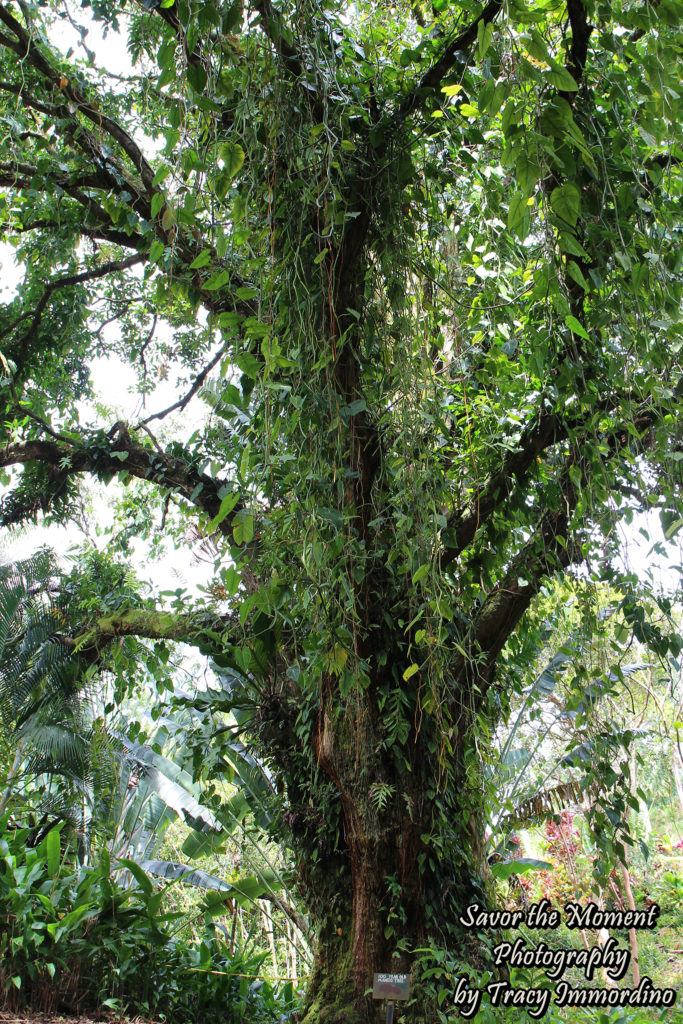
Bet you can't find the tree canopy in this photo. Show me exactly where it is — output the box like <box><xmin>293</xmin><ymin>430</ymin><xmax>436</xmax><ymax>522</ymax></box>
<box><xmin>0</xmin><ymin>0</ymin><xmax>682</xmax><ymax>1018</ymax></box>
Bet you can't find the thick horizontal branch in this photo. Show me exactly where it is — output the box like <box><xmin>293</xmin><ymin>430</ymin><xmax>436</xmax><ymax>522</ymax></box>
<box><xmin>67</xmin><ymin>607</ymin><xmax>238</xmax><ymax>657</ymax></box>
<box><xmin>8</xmin><ymin>218</ymin><xmax>141</xmax><ymax>250</ymax></box>
<box><xmin>0</xmin><ymin>427</ymin><xmax>243</xmax><ymax>535</ymax></box>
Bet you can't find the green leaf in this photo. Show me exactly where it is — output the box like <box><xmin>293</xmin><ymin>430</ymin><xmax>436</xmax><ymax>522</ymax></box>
<box><xmin>116</xmin><ymin>857</ymin><xmax>154</xmax><ymax>894</ymax></box>
<box><xmin>546</xmin><ymin>64</ymin><xmax>579</xmax><ymax>91</ymax></box>
<box><xmin>207</xmin><ymin>490</ymin><xmax>239</xmax><ymax>533</ymax></box>
<box><xmin>565</xmin><ymin>314</ymin><xmax>589</xmax><ymax>341</ymax></box>
<box><xmin>161</xmin><ymin>206</ymin><xmax>176</xmax><ymax>231</ymax></box>
<box><xmin>149</xmin><ymin>239</ymin><xmax>165</xmax><ymax>263</ymax></box>
<box><xmin>151</xmin><ymin>193</ymin><xmax>165</xmax><ymax>219</ymax></box>
<box><xmin>412</xmin><ymin>564</ymin><xmax>430</xmax><ymax>585</ymax></box>
<box><xmin>558</xmin><ymin>232</ymin><xmax>589</xmax><ymax>258</ymax></box>
<box><xmin>204</xmin><ymin>269</ymin><xmax>231</xmax><ymax>291</ymax></box>
<box><xmin>399</xmin><ymin>48</ymin><xmax>420</xmax><ymax>67</ymax></box>
<box><xmin>220</xmin><ymin>142</ymin><xmax>245</xmax><ymax>181</ymax></box>
<box><xmin>566</xmin><ymin>260</ymin><xmax>590</xmax><ymax>291</ymax></box>
<box><xmin>189</xmin><ymin>249</ymin><xmax>212</xmax><ymax>269</ymax></box>
<box><xmin>187</xmin><ymin>63</ymin><xmax>207</xmax><ymax>94</ymax></box>
<box><xmin>490</xmin><ymin>858</ymin><xmax>552</xmax><ymax>880</ymax></box>
<box><xmin>508</xmin><ymin>192</ymin><xmax>528</xmax><ymax>233</ymax></box>
<box><xmin>403</xmin><ymin>663</ymin><xmax>419</xmax><ymax>681</ymax></box>
<box><xmin>236</xmin><ymin>286</ymin><xmax>259</xmax><ymax>300</ymax></box>
<box><xmin>550</xmin><ymin>183</ymin><xmax>580</xmax><ymax>226</ymax></box>
<box><xmin>45</xmin><ymin>827</ymin><xmax>60</xmax><ymax>877</ymax></box>
<box><xmin>233</xmin><ymin>513</ymin><xmax>254</xmax><ymax>545</ymax></box>
<box><xmin>516</xmin><ymin>152</ymin><xmax>541</xmax><ymax>195</ymax></box>
<box><xmin>522</xmin><ymin>29</ymin><xmax>551</xmax><ymax>64</ymax></box>
<box><xmin>341</xmin><ymin>398</ymin><xmax>367</xmax><ymax>416</ymax></box>
<box><xmin>477</xmin><ymin>20</ymin><xmax>493</xmax><ymax>61</ymax></box>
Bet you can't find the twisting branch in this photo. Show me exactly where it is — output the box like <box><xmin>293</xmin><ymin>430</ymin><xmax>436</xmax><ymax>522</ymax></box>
<box><xmin>451</xmin><ymin>461</ymin><xmax>582</xmax><ymax>707</ymax></box>
<box><xmin>0</xmin><ymin>4</ymin><xmax>157</xmax><ymax>194</ymax></box>
<box><xmin>441</xmin><ymin>409</ymin><xmax>569</xmax><ymax>568</ymax></box>
<box><xmin>395</xmin><ymin>0</ymin><xmax>504</xmax><ymax>124</ymax></box>
<box><xmin>441</xmin><ymin>393</ymin><xmax>664</xmax><ymax>569</ymax></box>
<box><xmin>0</xmin><ymin>254</ymin><xmax>145</xmax><ymax>369</ymax></box>
<box><xmin>140</xmin><ymin>346</ymin><xmax>225</xmax><ymax>425</ymax></box>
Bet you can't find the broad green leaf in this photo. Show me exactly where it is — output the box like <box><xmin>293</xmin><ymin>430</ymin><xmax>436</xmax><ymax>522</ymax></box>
<box><xmin>490</xmin><ymin>858</ymin><xmax>552</xmax><ymax>880</ymax></box>
<box><xmin>207</xmin><ymin>490</ymin><xmax>239</xmax><ymax>533</ymax></box>
<box><xmin>412</xmin><ymin>564</ymin><xmax>430</xmax><ymax>585</ymax></box>
<box><xmin>189</xmin><ymin>249</ymin><xmax>212</xmax><ymax>269</ymax></box>
<box><xmin>565</xmin><ymin>315</ymin><xmax>589</xmax><ymax>341</ymax></box>
<box><xmin>204</xmin><ymin>269</ymin><xmax>231</xmax><ymax>290</ymax></box>
<box><xmin>558</xmin><ymin>232</ymin><xmax>589</xmax><ymax>258</ymax></box>
<box><xmin>149</xmin><ymin>239</ymin><xmax>165</xmax><ymax>262</ymax></box>
<box><xmin>546</xmin><ymin>64</ymin><xmax>579</xmax><ymax>91</ymax></box>
<box><xmin>550</xmin><ymin>183</ymin><xmax>580</xmax><ymax>226</ymax></box>
<box><xmin>403</xmin><ymin>664</ymin><xmax>419</xmax><ymax>681</ymax></box>
<box><xmin>161</xmin><ymin>206</ymin><xmax>176</xmax><ymax>231</ymax></box>
<box><xmin>220</xmin><ymin>142</ymin><xmax>245</xmax><ymax>180</ymax></box>
<box><xmin>477</xmin><ymin>20</ymin><xmax>493</xmax><ymax>61</ymax></box>
<box><xmin>566</xmin><ymin>260</ymin><xmax>590</xmax><ymax>291</ymax></box>
<box><xmin>233</xmin><ymin>512</ymin><xmax>254</xmax><ymax>545</ymax></box>
<box><xmin>45</xmin><ymin>827</ymin><xmax>60</xmax><ymax>878</ymax></box>
<box><xmin>522</xmin><ymin>29</ymin><xmax>551</xmax><ymax>64</ymax></box>
<box><xmin>516</xmin><ymin>152</ymin><xmax>541</xmax><ymax>195</ymax></box>
<box><xmin>508</xmin><ymin>192</ymin><xmax>528</xmax><ymax>232</ymax></box>
<box><xmin>151</xmin><ymin>193</ymin><xmax>165</xmax><ymax>219</ymax></box>
<box><xmin>116</xmin><ymin>857</ymin><xmax>154</xmax><ymax>894</ymax></box>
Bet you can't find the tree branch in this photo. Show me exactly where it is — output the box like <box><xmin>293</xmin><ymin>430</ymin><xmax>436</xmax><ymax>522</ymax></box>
<box><xmin>0</xmin><ymin>4</ymin><xmax>157</xmax><ymax>195</ymax></box>
<box><xmin>441</xmin><ymin>409</ymin><xmax>569</xmax><ymax>568</ymax></box>
<box><xmin>395</xmin><ymin>0</ymin><xmax>504</xmax><ymax>124</ymax></box>
<box><xmin>140</xmin><ymin>346</ymin><xmax>224</xmax><ymax>425</ymax></box>
<box><xmin>565</xmin><ymin>0</ymin><xmax>592</xmax><ymax>86</ymax></box>
<box><xmin>0</xmin><ymin>429</ymin><xmax>243</xmax><ymax>535</ymax></box>
<box><xmin>452</xmin><ymin>461</ymin><xmax>582</xmax><ymax>706</ymax></box>
<box><xmin>5</xmin><ymin>218</ymin><xmax>142</xmax><ymax>250</ymax></box>
<box><xmin>0</xmin><ymin>254</ymin><xmax>145</xmax><ymax>371</ymax></box>
<box><xmin>66</xmin><ymin>606</ymin><xmax>239</xmax><ymax>657</ymax></box>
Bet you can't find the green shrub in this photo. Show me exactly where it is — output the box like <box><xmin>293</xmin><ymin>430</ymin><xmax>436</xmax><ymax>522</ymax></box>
<box><xmin>0</xmin><ymin>814</ymin><xmax>298</xmax><ymax>1021</ymax></box>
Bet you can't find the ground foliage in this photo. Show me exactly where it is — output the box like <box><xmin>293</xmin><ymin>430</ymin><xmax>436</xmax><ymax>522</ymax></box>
<box><xmin>0</xmin><ymin>0</ymin><xmax>682</xmax><ymax>1018</ymax></box>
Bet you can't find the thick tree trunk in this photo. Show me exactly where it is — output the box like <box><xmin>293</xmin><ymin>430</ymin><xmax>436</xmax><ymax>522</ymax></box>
<box><xmin>287</xmin><ymin>688</ymin><xmax>493</xmax><ymax>1024</ymax></box>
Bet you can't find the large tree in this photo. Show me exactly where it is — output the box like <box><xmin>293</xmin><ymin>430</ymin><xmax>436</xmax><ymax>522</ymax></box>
<box><xmin>0</xmin><ymin>0</ymin><xmax>681</xmax><ymax>1018</ymax></box>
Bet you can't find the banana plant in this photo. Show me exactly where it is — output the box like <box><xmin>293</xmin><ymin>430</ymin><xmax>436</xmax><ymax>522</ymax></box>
<box><xmin>488</xmin><ymin>609</ymin><xmax>651</xmax><ymax>878</ymax></box>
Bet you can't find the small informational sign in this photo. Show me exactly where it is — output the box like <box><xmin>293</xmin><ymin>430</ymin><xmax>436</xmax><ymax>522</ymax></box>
<box><xmin>372</xmin><ymin>973</ymin><xmax>411</xmax><ymax>1001</ymax></box>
